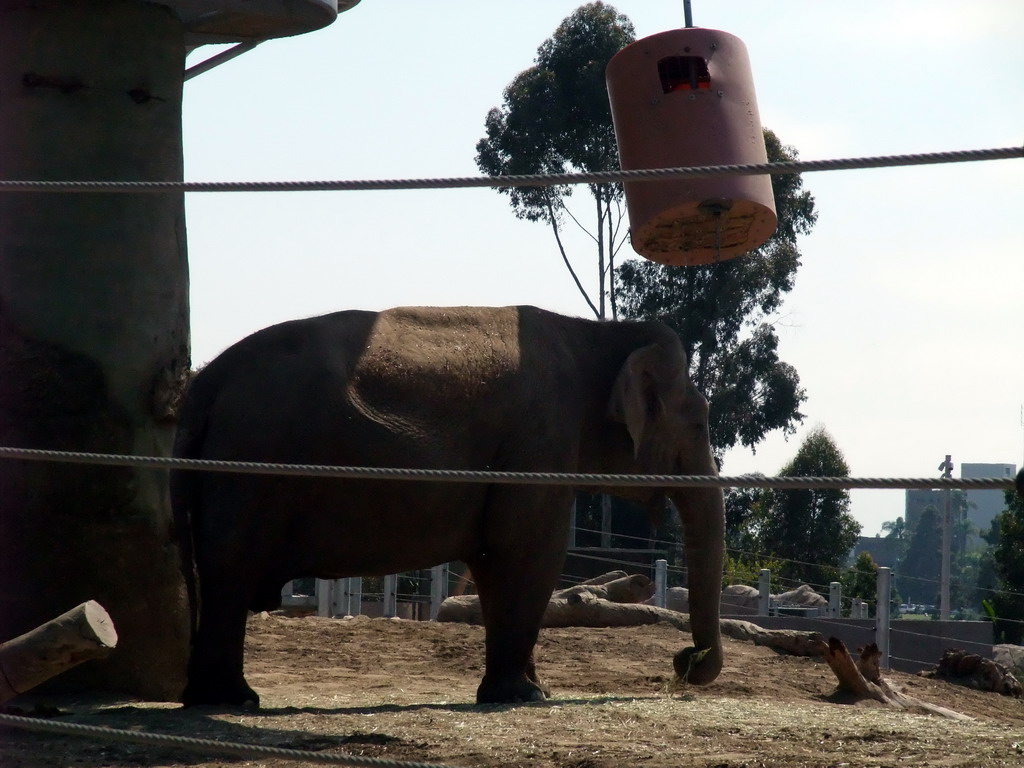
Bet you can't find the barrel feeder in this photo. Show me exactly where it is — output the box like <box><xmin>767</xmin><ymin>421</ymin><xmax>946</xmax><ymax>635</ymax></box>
<box><xmin>606</xmin><ymin>28</ymin><xmax>777</xmax><ymax>265</ymax></box>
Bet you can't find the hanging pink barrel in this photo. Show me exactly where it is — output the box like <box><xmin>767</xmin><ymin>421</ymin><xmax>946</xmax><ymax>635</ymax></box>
<box><xmin>606</xmin><ymin>28</ymin><xmax>777</xmax><ymax>265</ymax></box>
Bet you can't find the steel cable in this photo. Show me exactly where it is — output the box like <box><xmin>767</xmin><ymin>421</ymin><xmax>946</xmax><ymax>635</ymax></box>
<box><xmin>0</xmin><ymin>146</ymin><xmax>1018</xmax><ymax>194</ymax></box>
<box><xmin>0</xmin><ymin>446</ymin><xmax>1014</xmax><ymax>491</ymax></box>
<box><xmin>0</xmin><ymin>712</ymin><xmax>454</xmax><ymax>768</ymax></box>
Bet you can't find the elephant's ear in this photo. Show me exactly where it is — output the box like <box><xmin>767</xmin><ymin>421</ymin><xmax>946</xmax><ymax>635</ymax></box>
<box><xmin>608</xmin><ymin>344</ymin><xmax>667</xmax><ymax>457</ymax></box>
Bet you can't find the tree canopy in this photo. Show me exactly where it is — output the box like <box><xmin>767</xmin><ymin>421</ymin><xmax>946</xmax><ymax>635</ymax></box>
<box><xmin>615</xmin><ymin>130</ymin><xmax>816</xmax><ymax>456</ymax></box>
<box><xmin>475</xmin><ymin>2</ymin><xmax>635</xmax><ymax>319</ymax></box>
<box><xmin>842</xmin><ymin>551</ymin><xmax>879</xmax><ymax>615</ymax></box>
<box><xmin>896</xmin><ymin>504</ymin><xmax>942</xmax><ymax>606</ymax></box>
<box><xmin>990</xmin><ymin>489</ymin><xmax>1024</xmax><ymax>643</ymax></box>
<box><xmin>758</xmin><ymin>427</ymin><xmax>860</xmax><ymax>585</ymax></box>
<box><xmin>726</xmin><ymin>427</ymin><xmax>860</xmax><ymax>586</ymax></box>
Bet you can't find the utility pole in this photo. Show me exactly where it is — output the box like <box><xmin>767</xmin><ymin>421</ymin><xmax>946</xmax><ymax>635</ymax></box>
<box><xmin>938</xmin><ymin>454</ymin><xmax>953</xmax><ymax>621</ymax></box>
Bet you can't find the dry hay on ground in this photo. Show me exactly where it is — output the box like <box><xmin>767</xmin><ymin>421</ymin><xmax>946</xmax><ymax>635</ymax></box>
<box><xmin>2</xmin><ymin>614</ymin><xmax>1022</xmax><ymax>768</ymax></box>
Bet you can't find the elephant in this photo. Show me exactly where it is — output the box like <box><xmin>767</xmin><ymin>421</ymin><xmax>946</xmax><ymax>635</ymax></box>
<box><xmin>171</xmin><ymin>305</ymin><xmax>725</xmax><ymax>707</ymax></box>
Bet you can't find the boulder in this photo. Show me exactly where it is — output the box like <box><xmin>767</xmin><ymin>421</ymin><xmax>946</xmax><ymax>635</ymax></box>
<box><xmin>993</xmin><ymin>644</ymin><xmax>1024</xmax><ymax>681</ymax></box>
<box><xmin>721</xmin><ymin>584</ymin><xmax>760</xmax><ymax>614</ymax></box>
<box><xmin>776</xmin><ymin>584</ymin><xmax>828</xmax><ymax>608</ymax></box>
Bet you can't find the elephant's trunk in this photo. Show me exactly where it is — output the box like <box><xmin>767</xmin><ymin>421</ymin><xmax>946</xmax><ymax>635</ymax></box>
<box><xmin>669</xmin><ymin>484</ymin><xmax>725</xmax><ymax>685</ymax></box>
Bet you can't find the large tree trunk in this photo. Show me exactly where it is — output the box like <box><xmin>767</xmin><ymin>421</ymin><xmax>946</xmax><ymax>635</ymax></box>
<box><xmin>0</xmin><ymin>0</ymin><xmax>191</xmax><ymax>700</ymax></box>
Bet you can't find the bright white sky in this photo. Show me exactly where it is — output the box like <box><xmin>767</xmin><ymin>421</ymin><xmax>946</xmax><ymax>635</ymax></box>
<box><xmin>181</xmin><ymin>0</ymin><xmax>1023</xmax><ymax>538</ymax></box>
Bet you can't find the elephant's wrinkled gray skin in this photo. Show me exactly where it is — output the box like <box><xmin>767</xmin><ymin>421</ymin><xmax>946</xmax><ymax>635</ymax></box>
<box><xmin>172</xmin><ymin>305</ymin><xmax>725</xmax><ymax>707</ymax></box>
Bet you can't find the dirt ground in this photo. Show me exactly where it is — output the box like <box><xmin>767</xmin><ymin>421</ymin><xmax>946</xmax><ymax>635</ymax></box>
<box><xmin>2</xmin><ymin>613</ymin><xmax>1023</xmax><ymax>768</ymax></box>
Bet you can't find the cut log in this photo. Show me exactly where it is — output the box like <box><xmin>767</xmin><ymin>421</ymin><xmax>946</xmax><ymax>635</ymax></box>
<box><xmin>437</xmin><ymin>591</ymin><xmax>824</xmax><ymax>657</ymax></box>
<box><xmin>574</xmin><ymin>571</ymin><xmax>630</xmax><ymax>587</ymax></box>
<box><xmin>817</xmin><ymin>637</ymin><xmax>970</xmax><ymax>720</ymax></box>
<box><xmin>0</xmin><ymin>600</ymin><xmax>118</xmax><ymax>703</ymax></box>
<box><xmin>924</xmin><ymin>648</ymin><xmax>1022</xmax><ymax>698</ymax></box>
<box><xmin>719</xmin><ymin>619</ymin><xmax>825</xmax><ymax>657</ymax></box>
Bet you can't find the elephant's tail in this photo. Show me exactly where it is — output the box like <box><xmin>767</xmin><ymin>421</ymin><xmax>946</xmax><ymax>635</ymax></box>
<box><xmin>170</xmin><ymin>376</ymin><xmax>212</xmax><ymax>647</ymax></box>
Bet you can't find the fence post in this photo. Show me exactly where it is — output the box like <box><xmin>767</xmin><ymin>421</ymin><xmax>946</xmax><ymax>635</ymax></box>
<box><xmin>654</xmin><ymin>559</ymin><xmax>668</xmax><ymax>609</ymax></box>
<box><xmin>383</xmin><ymin>573</ymin><xmax>398</xmax><ymax>618</ymax></box>
<box><xmin>316</xmin><ymin>579</ymin><xmax>332</xmax><ymax>618</ymax></box>
<box><xmin>343</xmin><ymin>577</ymin><xmax>362</xmax><ymax>617</ymax></box>
<box><xmin>876</xmin><ymin>566</ymin><xmax>891</xmax><ymax>670</ymax></box>
<box><xmin>330</xmin><ymin>579</ymin><xmax>346</xmax><ymax>617</ymax></box>
<box><xmin>758</xmin><ymin>569</ymin><xmax>771</xmax><ymax>616</ymax></box>
<box><xmin>829</xmin><ymin>581</ymin><xmax>841</xmax><ymax>618</ymax></box>
<box><xmin>429</xmin><ymin>564</ymin><xmax>448</xmax><ymax>620</ymax></box>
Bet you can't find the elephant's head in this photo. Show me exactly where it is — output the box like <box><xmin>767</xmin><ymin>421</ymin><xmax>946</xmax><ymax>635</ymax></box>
<box><xmin>608</xmin><ymin>333</ymin><xmax>725</xmax><ymax>686</ymax></box>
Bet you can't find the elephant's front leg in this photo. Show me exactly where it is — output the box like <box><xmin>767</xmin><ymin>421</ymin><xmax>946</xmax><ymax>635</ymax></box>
<box><xmin>470</xmin><ymin>486</ymin><xmax>571</xmax><ymax>704</ymax></box>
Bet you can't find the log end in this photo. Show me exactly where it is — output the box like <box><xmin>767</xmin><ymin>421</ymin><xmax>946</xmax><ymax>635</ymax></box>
<box><xmin>82</xmin><ymin>600</ymin><xmax>118</xmax><ymax>649</ymax></box>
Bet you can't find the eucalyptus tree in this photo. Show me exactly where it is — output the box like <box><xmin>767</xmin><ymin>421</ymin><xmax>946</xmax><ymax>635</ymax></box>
<box><xmin>615</xmin><ymin>130</ymin><xmax>816</xmax><ymax>457</ymax></box>
<box><xmin>476</xmin><ymin>2</ymin><xmax>635</xmax><ymax>319</ymax></box>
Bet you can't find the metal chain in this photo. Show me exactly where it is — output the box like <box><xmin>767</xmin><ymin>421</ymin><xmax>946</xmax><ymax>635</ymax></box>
<box><xmin>0</xmin><ymin>146</ymin><xmax>1019</xmax><ymax>194</ymax></box>
<box><xmin>0</xmin><ymin>712</ymin><xmax>452</xmax><ymax>768</ymax></box>
<box><xmin>0</xmin><ymin>446</ymin><xmax>1013</xmax><ymax>491</ymax></box>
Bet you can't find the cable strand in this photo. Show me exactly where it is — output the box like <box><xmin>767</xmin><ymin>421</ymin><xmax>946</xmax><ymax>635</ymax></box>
<box><xmin>0</xmin><ymin>146</ymin><xmax>1018</xmax><ymax>194</ymax></box>
<box><xmin>0</xmin><ymin>446</ymin><xmax>1013</xmax><ymax>490</ymax></box>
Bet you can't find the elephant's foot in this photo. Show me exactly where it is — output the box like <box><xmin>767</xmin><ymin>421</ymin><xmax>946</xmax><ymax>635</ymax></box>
<box><xmin>672</xmin><ymin>645</ymin><xmax>723</xmax><ymax>686</ymax></box>
<box><xmin>181</xmin><ymin>675</ymin><xmax>260</xmax><ymax>709</ymax></box>
<box><xmin>476</xmin><ymin>673</ymin><xmax>549</xmax><ymax>704</ymax></box>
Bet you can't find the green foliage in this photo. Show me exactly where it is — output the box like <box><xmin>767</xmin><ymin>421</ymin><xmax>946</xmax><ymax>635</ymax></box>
<box><xmin>724</xmin><ymin>483</ymin><xmax>767</xmax><ymax>556</ymax></box>
<box><xmin>892</xmin><ymin>491</ymin><xmax>979</xmax><ymax>615</ymax></box>
<box><xmin>615</xmin><ymin>131</ymin><xmax>815</xmax><ymax>455</ymax></box>
<box><xmin>896</xmin><ymin>504</ymin><xmax>942</xmax><ymax>605</ymax></box>
<box><xmin>881</xmin><ymin>516</ymin><xmax>907</xmax><ymax>539</ymax></box>
<box><xmin>843</xmin><ymin>551</ymin><xmax>878</xmax><ymax>602</ymax></box>
<box><xmin>722</xmin><ymin>554</ymin><xmax>784</xmax><ymax>592</ymax></box>
<box><xmin>754</xmin><ymin>427</ymin><xmax>860</xmax><ymax>586</ymax></box>
<box><xmin>476</xmin><ymin>2</ymin><xmax>636</xmax><ymax>318</ymax></box>
<box><xmin>723</xmin><ymin>428</ymin><xmax>859</xmax><ymax>587</ymax></box>
<box><xmin>990</xmin><ymin>488</ymin><xmax>1024</xmax><ymax>643</ymax></box>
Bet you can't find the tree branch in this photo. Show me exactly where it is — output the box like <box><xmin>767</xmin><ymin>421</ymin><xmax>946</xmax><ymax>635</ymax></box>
<box><xmin>560</xmin><ymin>200</ymin><xmax>600</xmax><ymax>246</ymax></box>
<box><xmin>606</xmin><ymin>190</ymin><xmax>617</xmax><ymax>320</ymax></box>
<box><xmin>547</xmin><ymin>196</ymin><xmax>600</xmax><ymax>319</ymax></box>
<box><xmin>595</xmin><ymin>189</ymin><xmax>606</xmax><ymax>319</ymax></box>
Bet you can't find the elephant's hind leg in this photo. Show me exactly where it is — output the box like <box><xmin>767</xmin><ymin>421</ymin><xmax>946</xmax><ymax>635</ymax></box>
<box><xmin>182</xmin><ymin>565</ymin><xmax>260</xmax><ymax>707</ymax></box>
<box><xmin>183</xmin><ymin>591</ymin><xmax>258</xmax><ymax>707</ymax></box>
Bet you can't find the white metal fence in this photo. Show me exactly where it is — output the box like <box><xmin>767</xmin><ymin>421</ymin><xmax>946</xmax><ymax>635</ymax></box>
<box><xmin>282</xmin><ymin>561</ymin><xmax>898</xmax><ymax>665</ymax></box>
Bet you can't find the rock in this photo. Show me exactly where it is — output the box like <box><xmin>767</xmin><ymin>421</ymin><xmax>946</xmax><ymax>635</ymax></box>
<box><xmin>776</xmin><ymin>585</ymin><xmax>827</xmax><ymax>608</ymax></box>
<box><xmin>993</xmin><ymin>644</ymin><xmax>1024</xmax><ymax>681</ymax></box>
<box><xmin>721</xmin><ymin>584</ymin><xmax>760</xmax><ymax>614</ymax></box>
<box><xmin>664</xmin><ymin>586</ymin><xmax>689</xmax><ymax>613</ymax></box>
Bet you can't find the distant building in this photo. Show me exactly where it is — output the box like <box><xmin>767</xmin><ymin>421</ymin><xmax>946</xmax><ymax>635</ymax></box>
<box><xmin>903</xmin><ymin>462</ymin><xmax>1017</xmax><ymax>554</ymax></box>
<box><xmin>961</xmin><ymin>462</ymin><xmax>1017</xmax><ymax>550</ymax></box>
